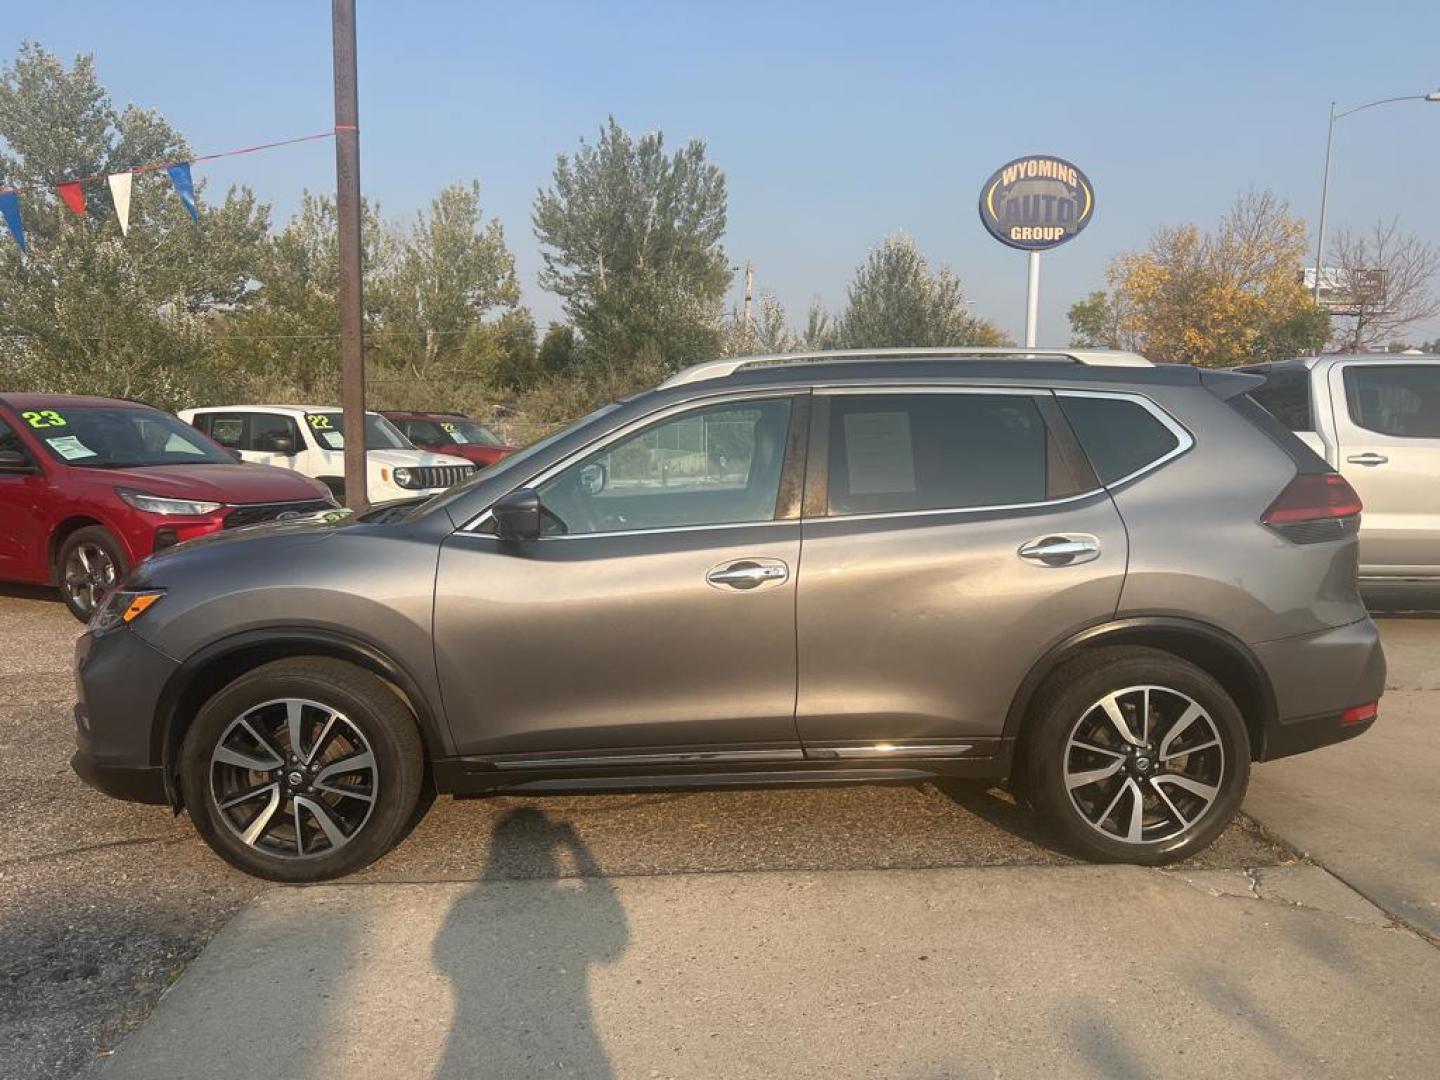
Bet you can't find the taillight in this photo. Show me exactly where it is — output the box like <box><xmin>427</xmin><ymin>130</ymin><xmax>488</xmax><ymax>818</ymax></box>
<box><xmin>1262</xmin><ymin>473</ymin><xmax>1362</xmax><ymax>527</ymax></box>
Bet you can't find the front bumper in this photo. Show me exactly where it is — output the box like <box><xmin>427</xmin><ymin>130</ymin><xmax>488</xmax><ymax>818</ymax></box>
<box><xmin>72</xmin><ymin>625</ymin><xmax>179</xmax><ymax>804</ymax></box>
<box><xmin>1253</xmin><ymin>617</ymin><xmax>1386</xmax><ymax>761</ymax></box>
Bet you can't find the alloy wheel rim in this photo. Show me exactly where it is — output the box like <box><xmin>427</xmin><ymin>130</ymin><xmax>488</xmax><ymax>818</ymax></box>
<box><xmin>63</xmin><ymin>542</ymin><xmax>115</xmax><ymax>615</ymax></box>
<box><xmin>1063</xmin><ymin>685</ymin><xmax>1225</xmax><ymax>845</ymax></box>
<box><xmin>209</xmin><ymin>698</ymin><xmax>378</xmax><ymax>860</ymax></box>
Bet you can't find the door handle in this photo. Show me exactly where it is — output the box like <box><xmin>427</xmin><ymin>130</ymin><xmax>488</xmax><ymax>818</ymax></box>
<box><xmin>706</xmin><ymin>559</ymin><xmax>789</xmax><ymax>590</ymax></box>
<box><xmin>1346</xmin><ymin>453</ymin><xmax>1388</xmax><ymax>467</ymax></box>
<box><xmin>1018</xmin><ymin>534</ymin><xmax>1101</xmax><ymax>567</ymax></box>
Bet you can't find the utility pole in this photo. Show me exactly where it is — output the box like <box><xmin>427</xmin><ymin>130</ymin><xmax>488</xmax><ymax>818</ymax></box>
<box><xmin>743</xmin><ymin>260</ymin><xmax>754</xmax><ymax>332</ymax></box>
<box><xmin>332</xmin><ymin>0</ymin><xmax>367</xmax><ymax>510</ymax></box>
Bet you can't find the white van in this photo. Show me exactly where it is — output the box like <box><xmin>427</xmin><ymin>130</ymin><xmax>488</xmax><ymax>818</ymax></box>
<box><xmin>180</xmin><ymin>405</ymin><xmax>474</xmax><ymax>504</ymax></box>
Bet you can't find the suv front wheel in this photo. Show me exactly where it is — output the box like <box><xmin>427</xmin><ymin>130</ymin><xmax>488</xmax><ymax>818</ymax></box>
<box><xmin>1026</xmin><ymin>647</ymin><xmax>1251</xmax><ymax>865</ymax></box>
<box><xmin>180</xmin><ymin>658</ymin><xmax>425</xmax><ymax>882</ymax></box>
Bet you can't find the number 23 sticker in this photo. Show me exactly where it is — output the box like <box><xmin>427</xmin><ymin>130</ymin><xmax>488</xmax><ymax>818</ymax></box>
<box><xmin>22</xmin><ymin>410</ymin><xmax>66</xmax><ymax>429</ymax></box>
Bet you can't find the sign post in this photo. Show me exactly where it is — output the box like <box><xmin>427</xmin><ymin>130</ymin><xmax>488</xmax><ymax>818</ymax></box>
<box><xmin>978</xmin><ymin>155</ymin><xmax>1094</xmax><ymax>347</ymax></box>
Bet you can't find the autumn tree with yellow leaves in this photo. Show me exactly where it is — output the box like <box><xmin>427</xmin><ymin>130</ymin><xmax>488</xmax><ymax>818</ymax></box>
<box><xmin>1070</xmin><ymin>190</ymin><xmax>1329</xmax><ymax>366</ymax></box>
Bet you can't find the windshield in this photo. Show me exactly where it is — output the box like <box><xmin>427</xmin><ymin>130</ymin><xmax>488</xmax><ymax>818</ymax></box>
<box><xmin>305</xmin><ymin>411</ymin><xmax>413</xmax><ymax>451</ymax></box>
<box><xmin>447</xmin><ymin>418</ymin><xmax>504</xmax><ymax>446</ymax></box>
<box><xmin>22</xmin><ymin>406</ymin><xmax>234</xmax><ymax>467</ymax></box>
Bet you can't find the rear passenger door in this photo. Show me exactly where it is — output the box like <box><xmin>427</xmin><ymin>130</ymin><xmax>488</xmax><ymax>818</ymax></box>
<box><xmin>1328</xmin><ymin>362</ymin><xmax>1440</xmax><ymax>576</ymax></box>
<box><xmin>794</xmin><ymin>387</ymin><xmax>1129</xmax><ymax>761</ymax></box>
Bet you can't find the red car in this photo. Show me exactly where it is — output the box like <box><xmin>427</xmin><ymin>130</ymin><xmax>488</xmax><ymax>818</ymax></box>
<box><xmin>0</xmin><ymin>394</ymin><xmax>335</xmax><ymax>621</ymax></box>
<box><xmin>381</xmin><ymin>411</ymin><xmax>517</xmax><ymax>467</ymax></box>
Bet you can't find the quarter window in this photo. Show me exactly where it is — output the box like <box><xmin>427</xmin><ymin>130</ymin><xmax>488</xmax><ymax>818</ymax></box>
<box><xmin>1249</xmin><ymin>370</ymin><xmax>1314</xmax><ymax>432</ymax></box>
<box><xmin>1058</xmin><ymin>395</ymin><xmax>1181</xmax><ymax>485</ymax></box>
<box><xmin>825</xmin><ymin>393</ymin><xmax>1075</xmax><ymax>516</ymax></box>
<box><xmin>1343</xmin><ymin>365</ymin><xmax>1440</xmax><ymax>438</ymax></box>
<box><xmin>204</xmin><ymin>413</ymin><xmax>248</xmax><ymax>449</ymax></box>
<box><xmin>536</xmin><ymin>398</ymin><xmax>793</xmax><ymax>535</ymax></box>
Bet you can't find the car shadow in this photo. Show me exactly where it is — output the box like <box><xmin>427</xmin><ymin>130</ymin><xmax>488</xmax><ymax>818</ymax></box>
<box><xmin>931</xmin><ymin>780</ymin><xmax>1074</xmax><ymax>858</ymax></box>
<box><xmin>0</xmin><ymin>581</ymin><xmax>61</xmax><ymax>605</ymax></box>
<box><xmin>431</xmin><ymin>805</ymin><xmax>628</xmax><ymax>1080</ymax></box>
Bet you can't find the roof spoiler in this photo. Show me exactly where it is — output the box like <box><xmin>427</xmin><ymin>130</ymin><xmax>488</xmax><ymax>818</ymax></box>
<box><xmin>1198</xmin><ymin>367</ymin><xmax>1264</xmax><ymax>400</ymax></box>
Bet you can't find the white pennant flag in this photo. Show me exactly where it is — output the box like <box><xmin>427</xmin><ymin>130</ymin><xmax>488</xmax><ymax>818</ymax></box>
<box><xmin>108</xmin><ymin>172</ymin><xmax>133</xmax><ymax>236</ymax></box>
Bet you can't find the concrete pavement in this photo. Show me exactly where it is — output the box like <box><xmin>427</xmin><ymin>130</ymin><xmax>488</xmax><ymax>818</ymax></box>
<box><xmin>1244</xmin><ymin>618</ymin><xmax>1440</xmax><ymax>939</ymax></box>
<box><xmin>87</xmin><ymin>863</ymin><xmax>1437</xmax><ymax>1080</ymax></box>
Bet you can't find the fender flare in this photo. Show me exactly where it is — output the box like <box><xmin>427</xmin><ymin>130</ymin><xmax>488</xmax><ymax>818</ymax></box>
<box><xmin>1003</xmin><ymin>615</ymin><xmax>1278</xmax><ymax>756</ymax></box>
<box><xmin>153</xmin><ymin>626</ymin><xmax>449</xmax><ymax>807</ymax></box>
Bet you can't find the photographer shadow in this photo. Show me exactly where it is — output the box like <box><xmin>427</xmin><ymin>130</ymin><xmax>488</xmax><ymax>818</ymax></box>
<box><xmin>432</xmin><ymin>806</ymin><xmax>628</xmax><ymax>1080</ymax></box>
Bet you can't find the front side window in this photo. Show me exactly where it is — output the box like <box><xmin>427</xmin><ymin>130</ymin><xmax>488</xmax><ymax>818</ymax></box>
<box><xmin>250</xmin><ymin>413</ymin><xmax>301</xmax><ymax>453</ymax></box>
<box><xmin>536</xmin><ymin>398</ymin><xmax>793</xmax><ymax>535</ymax></box>
<box><xmin>1343</xmin><ymin>365</ymin><xmax>1440</xmax><ymax>438</ymax></box>
<box><xmin>825</xmin><ymin>393</ymin><xmax>1072</xmax><ymax>516</ymax></box>
<box><xmin>400</xmin><ymin>419</ymin><xmax>448</xmax><ymax>446</ymax></box>
<box><xmin>1249</xmin><ymin>370</ymin><xmax>1313</xmax><ymax>432</ymax></box>
<box><xmin>14</xmin><ymin>407</ymin><xmax>232</xmax><ymax>467</ymax></box>
<box><xmin>1058</xmin><ymin>395</ymin><xmax>1182</xmax><ymax>485</ymax></box>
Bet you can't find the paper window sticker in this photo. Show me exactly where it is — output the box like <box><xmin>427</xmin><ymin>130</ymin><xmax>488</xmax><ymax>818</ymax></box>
<box><xmin>46</xmin><ymin>435</ymin><xmax>98</xmax><ymax>460</ymax></box>
<box><xmin>843</xmin><ymin>411</ymin><xmax>916</xmax><ymax>495</ymax></box>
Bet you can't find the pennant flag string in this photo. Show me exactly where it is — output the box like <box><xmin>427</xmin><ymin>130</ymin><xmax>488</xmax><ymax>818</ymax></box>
<box><xmin>0</xmin><ymin>127</ymin><xmax>335</xmax><ymax>250</ymax></box>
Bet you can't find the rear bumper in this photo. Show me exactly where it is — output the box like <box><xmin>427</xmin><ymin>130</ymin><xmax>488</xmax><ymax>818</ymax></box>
<box><xmin>1253</xmin><ymin>618</ymin><xmax>1386</xmax><ymax>761</ymax></box>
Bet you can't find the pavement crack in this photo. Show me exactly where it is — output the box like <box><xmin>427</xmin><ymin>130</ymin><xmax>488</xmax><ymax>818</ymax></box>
<box><xmin>0</xmin><ymin>835</ymin><xmax>186</xmax><ymax>869</ymax></box>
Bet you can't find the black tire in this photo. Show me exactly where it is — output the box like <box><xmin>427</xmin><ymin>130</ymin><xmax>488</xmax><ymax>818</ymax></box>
<box><xmin>180</xmin><ymin>657</ymin><xmax>425</xmax><ymax>883</ymax></box>
<box><xmin>1025</xmin><ymin>647</ymin><xmax>1251</xmax><ymax>866</ymax></box>
<box><xmin>56</xmin><ymin>525</ymin><xmax>128</xmax><ymax>622</ymax></box>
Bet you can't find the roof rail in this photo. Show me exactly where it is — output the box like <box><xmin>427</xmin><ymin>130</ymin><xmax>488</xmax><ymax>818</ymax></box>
<box><xmin>660</xmin><ymin>347</ymin><xmax>1153</xmax><ymax>387</ymax></box>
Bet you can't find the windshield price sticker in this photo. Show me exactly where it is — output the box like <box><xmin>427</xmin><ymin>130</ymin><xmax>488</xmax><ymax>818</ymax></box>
<box><xmin>22</xmin><ymin>409</ymin><xmax>67</xmax><ymax>430</ymax></box>
<box><xmin>306</xmin><ymin>414</ymin><xmax>334</xmax><ymax>430</ymax></box>
<box><xmin>46</xmin><ymin>434</ymin><xmax>97</xmax><ymax>460</ymax></box>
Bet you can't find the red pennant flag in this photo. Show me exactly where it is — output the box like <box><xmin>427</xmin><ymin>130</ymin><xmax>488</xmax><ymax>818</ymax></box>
<box><xmin>57</xmin><ymin>182</ymin><xmax>86</xmax><ymax>217</ymax></box>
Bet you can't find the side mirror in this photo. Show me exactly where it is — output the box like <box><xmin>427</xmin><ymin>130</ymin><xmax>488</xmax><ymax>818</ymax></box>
<box><xmin>578</xmin><ymin>461</ymin><xmax>607</xmax><ymax>495</ymax></box>
<box><xmin>0</xmin><ymin>449</ymin><xmax>35</xmax><ymax>472</ymax></box>
<box><xmin>226</xmin><ymin>448</ymin><xmax>244</xmax><ymax>461</ymax></box>
<box><xmin>491</xmin><ymin>488</ymin><xmax>542</xmax><ymax>542</ymax></box>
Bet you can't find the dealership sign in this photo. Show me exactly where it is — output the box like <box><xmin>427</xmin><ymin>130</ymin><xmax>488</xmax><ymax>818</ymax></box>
<box><xmin>978</xmin><ymin>155</ymin><xmax>1094</xmax><ymax>251</ymax></box>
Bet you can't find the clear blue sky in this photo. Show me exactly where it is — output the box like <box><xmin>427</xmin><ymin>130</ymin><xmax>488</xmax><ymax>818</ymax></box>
<box><xmin>10</xmin><ymin>0</ymin><xmax>1440</xmax><ymax>344</ymax></box>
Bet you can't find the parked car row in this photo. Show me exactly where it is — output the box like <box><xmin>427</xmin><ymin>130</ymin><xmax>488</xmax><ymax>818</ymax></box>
<box><xmin>0</xmin><ymin>396</ymin><xmax>514</xmax><ymax>619</ymax></box>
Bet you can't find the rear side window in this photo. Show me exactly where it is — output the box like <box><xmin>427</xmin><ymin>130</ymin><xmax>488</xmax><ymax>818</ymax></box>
<box><xmin>1343</xmin><ymin>365</ymin><xmax>1440</xmax><ymax>438</ymax></box>
<box><xmin>1249</xmin><ymin>370</ymin><xmax>1313</xmax><ymax>432</ymax></box>
<box><xmin>1058</xmin><ymin>395</ymin><xmax>1181</xmax><ymax>485</ymax></box>
<box><xmin>825</xmin><ymin>393</ymin><xmax>1079</xmax><ymax>516</ymax></box>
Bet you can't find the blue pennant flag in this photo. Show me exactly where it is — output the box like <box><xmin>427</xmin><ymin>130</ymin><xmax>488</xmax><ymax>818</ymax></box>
<box><xmin>166</xmin><ymin>162</ymin><xmax>199</xmax><ymax>222</ymax></box>
<box><xmin>0</xmin><ymin>190</ymin><xmax>26</xmax><ymax>252</ymax></box>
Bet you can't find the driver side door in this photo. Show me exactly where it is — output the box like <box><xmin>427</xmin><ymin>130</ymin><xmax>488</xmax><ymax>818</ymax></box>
<box><xmin>433</xmin><ymin>392</ymin><xmax>808</xmax><ymax>763</ymax></box>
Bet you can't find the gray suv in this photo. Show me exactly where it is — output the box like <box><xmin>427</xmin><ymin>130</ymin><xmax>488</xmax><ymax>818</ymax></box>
<box><xmin>72</xmin><ymin>349</ymin><xmax>1385</xmax><ymax>881</ymax></box>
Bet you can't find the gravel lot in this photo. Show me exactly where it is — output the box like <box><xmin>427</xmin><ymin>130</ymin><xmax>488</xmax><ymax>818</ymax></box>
<box><xmin>0</xmin><ymin>585</ymin><xmax>1306</xmax><ymax>1080</ymax></box>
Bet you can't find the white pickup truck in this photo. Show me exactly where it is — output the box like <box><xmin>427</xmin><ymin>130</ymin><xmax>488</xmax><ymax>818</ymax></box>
<box><xmin>1239</xmin><ymin>353</ymin><xmax>1440</xmax><ymax>581</ymax></box>
<box><xmin>180</xmin><ymin>405</ymin><xmax>475</xmax><ymax>504</ymax></box>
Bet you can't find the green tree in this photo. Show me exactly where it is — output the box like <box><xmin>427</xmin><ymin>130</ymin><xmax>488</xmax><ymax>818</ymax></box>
<box><xmin>721</xmin><ymin>292</ymin><xmax>802</xmax><ymax>357</ymax></box>
<box><xmin>532</xmin><ymin>117</ymin><xmax>732</xmax><ymax>373</ymax></box>
<box><xmin>1068</xmin><ymin>290</ymin><xmax>1132</xmax><ymax>348</ymax></box>
<box><xmin>834</xmin><ymin>234</ymin><xmax>1008</xmax><ymax>349</ymax></box>
<box><xmin>0</xmin><ymin>43</ymin><xmax>270</xmax><ymax>408</ymax></box>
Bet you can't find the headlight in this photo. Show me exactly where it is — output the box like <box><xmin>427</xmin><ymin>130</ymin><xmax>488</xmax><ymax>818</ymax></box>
<box><xmin>118</xmin><ymin>489</ymin><xmax>223</xmax><ymax>515</ymax></box>
<box><xmin>88</xmin><ymin>588</ymin><xmax>164</xmax><ymax>633</ymax></box>
<box><xmin>392</xmin><ymin>467</ymin><xmax>415</xmax><ymax>488</ymax></box>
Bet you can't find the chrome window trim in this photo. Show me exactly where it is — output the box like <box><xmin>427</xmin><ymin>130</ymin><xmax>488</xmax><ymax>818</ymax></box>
<box><xmin>462</xmin><ymin>387</ymin><xmax>801</xmax><ymax>533</ymax></box>
<box><xmin>800</xmin><ymin>488</ymin><xmax>1103</xmax><ymax>526</ymax></box>
<box><xmin>1054</xmin><ymin>389</ymin><xmax>1195</xmax><ymax>489</ymax></box>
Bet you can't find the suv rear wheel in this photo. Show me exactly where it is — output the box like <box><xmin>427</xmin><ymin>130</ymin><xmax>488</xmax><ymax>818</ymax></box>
<box><xmin>1026</xmin><ymin>647</ymin><xmax>1251</xmax><ymax>865</ymax></box>
<box><xmin>57</xmin><ymin>525</ymin><xmax>127</xmax><ymax>622</ymax></box>
<box><xmin>180</xmin><ymin>658</ymin><xmax>425</xmax><ymax>882</ymax></box>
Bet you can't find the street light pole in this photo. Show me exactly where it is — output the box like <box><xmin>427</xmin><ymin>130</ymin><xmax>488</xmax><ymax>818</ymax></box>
<box><xmin>1312</xmin><ymin>90</ymin><xmax>1440</xmax><ymax>305</ymax></box>
<box><xmin>332</xmin><ymin>0</ymin><xmax>367</xmax><ymax>511</ymax></box>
